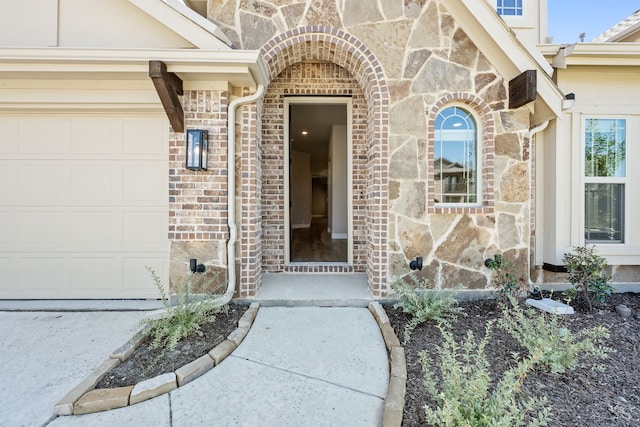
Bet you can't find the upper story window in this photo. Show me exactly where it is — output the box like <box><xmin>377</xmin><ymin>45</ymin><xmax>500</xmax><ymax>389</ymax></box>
<box><xmin>497</xmin><ymin>0</ymin><xmax>523</xmax><ymax>16</ymax></box>
<box><xmin>434</xmin><ymin>107</ymin><xmax>478</xmax><ymax>205</ymax></box>
<box><xmin>584</xmin><ymin>118</ymin><xmax>626</xmax><ymax>243</ymax></box>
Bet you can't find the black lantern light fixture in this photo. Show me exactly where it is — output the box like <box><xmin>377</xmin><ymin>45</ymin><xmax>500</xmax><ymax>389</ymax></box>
<box><xmin>186</xmin><ymin>129</ymin><xmax>208</xmax><ymax>171</ymax></box>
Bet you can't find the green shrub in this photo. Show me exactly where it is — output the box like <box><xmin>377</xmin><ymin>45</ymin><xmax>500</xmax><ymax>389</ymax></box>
<box><xmin>390</xmin><ymin>273</ymin><xmax>464</xmax><ymax>343</ymax></box>
<box><xmin>499</xmin><ymin>296</ymin><xmax>612</xmax><ymax>374</ymax></box>
<box><xmin>486</xmin><ymin>254</ymin><xmax>529</xmax><ymax>300</ymax></box>
<box><xmin>421</xmin><ymin>323</ymin><xmax>550</xmax><ymax>427</ymax></box>
<box><xmin>142</xmin><ymin>267</ymin><xmax>226</xmax><ymax>353</ymax></box>
<box><xmin>563</xmin><ymin>245</ymin><xmax>613</xmax><ymax>311</ymax></box>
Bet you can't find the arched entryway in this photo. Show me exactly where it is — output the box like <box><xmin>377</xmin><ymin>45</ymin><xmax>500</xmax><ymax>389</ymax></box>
<box><xmin>258</xmin><ymin>27</ymin><xmax>390</xmax><ymax>296</ymax></box>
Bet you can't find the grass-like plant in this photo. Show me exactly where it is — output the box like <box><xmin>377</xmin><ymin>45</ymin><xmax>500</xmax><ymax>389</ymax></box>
<box><xmin>499</xmin><ymin>295</ymin><xmax>612</xmax><ymax>374</ymax></box>
<box><xmin>142</xmin><ymin>267</ymin><xmax>227</xmax><ymax>354</ymax></box>
<box><xmin>390</xmin><ymin>272</ymin><xmax>463</xmax><ymax>343</ymax></box>
<box><xmin>563</xmin><ymin>245</ymin><xmax>613</xmax><ymax>311</ymax></box>
<box><xmin>421</xmin><ymin>322</ymin><xmax>551</xmax><ymax>426</ymax></box>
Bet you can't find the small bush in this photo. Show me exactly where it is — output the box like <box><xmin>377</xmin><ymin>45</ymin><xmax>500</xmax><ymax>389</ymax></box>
<box><xmin>421</xmin><ymin>323</ymin><xmax>550</xmax><ymax>427</ymax></box>
<box><xmin>499</xmin><ymin>296</ymin><xmax>612</xmax><ymax>374</ymax></box>
<box><xmin>563</xmin><ymin>245</ymin><xmax>613</xmax><ymax>311</ymax></box>
<box><xmin>142</xmin><ymin>267</ymin><xmax>227</xmax><ymax>353</ymax></box>
<box><xmin>486</xmin><ymin>254</ymin><xmax>529</xmax><ymax>300</ymax></box>
<box><xmin>391</xmin><ymin>273</ymin><xmax>464</xmax><ymax>343</ymax></box>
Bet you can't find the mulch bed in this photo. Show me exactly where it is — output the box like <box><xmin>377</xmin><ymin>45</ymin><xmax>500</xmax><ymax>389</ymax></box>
<box><xmin>96</xmin><ymin>303</ymin><xmax>247</xmax><ymax>389</ymax></box>
<box><xmin>386</xmin><ymin>293</ymin><xmax>640</xmax><ymax>427</ymax></box>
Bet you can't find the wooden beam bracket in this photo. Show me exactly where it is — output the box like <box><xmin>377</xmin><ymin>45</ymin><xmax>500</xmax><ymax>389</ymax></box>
<box><xmin>509</xmin><ymin>69</ymin><xmax>537</xmax><ymax>110</ymax></box>
<box><xmin>149</xmin><ymin>60</ymin><xmax>184</xmax><ymax>133</ymax></box>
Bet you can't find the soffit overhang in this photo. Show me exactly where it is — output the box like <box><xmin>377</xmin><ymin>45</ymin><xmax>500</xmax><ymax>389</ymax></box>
<box><xmin>0</xmin><ymin>48</ymin><xmax>269</xmax><ymax>88</ymax></box>
<box><xmin>543</xmin><ymin>43</ymin><xmax>640</xmax><ymax>68</ymax></box>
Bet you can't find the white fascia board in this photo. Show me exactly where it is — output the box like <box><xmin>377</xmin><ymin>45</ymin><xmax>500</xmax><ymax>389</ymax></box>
<box><xmin>0</xmin><ymin>48</ymin><xmax>270</xmax><ymax>87</ymax></box>
<box><xmin>442</xmin><ymin>0</ymin><xmax>564</xmax><ymax>120</ymax></box>
<box><xmin>558</xmin><ymin>43</ymin><xmax>640</xmax><ymax>66</ymax></box>
<box><xmin>126</xmin><ymin>0</ymin><xmax>231</xmax><ymax>50</ymax></box>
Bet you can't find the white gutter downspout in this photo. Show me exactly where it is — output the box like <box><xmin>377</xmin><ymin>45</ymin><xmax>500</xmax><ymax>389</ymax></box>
<box><xmin>527</xmin><ymin>120</ymin><xmax>550</xmax><ymax>287</ymax></box>
<box><xmin>217</xmin><ymin>84</ymin><xmax>265</xmax><ymax>305</ymax></box>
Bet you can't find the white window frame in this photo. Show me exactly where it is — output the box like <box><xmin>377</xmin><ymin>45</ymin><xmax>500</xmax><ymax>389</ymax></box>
<box><xmin>573</xmin><ymin>115</ymin><xmax>636</xmax><ymax>259</ymax></box>
<box><xmin>433</xmin><ymin>104</ymin><xmax>483</xmax><ymax>209</ymax></box>
<box><xmin>496</xmin><ymin>0</ymin><xmax>524</xmax><ymax>16</ymax></box>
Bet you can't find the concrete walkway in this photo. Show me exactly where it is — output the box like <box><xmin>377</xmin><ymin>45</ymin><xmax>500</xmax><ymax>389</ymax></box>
<box><xmin>0</xmin><ymin>310</ymin><xmax>147</xmax><ymax>427</ymax></box>
<box><xmin>2</xmin><ymin>303</ymin><xmax>388</xmax><ymax>426</ymax></box>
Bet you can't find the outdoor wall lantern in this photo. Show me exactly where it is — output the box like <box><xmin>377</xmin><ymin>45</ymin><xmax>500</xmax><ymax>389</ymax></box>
<box><xmin>186</xmin><ymin>129</ymin><xmax>208</xmax><ymax>171</ymax></box>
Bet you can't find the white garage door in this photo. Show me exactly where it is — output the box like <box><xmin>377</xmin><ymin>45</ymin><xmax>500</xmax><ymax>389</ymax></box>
<box><xmin>0</xmin><ymin>115</ymin><xmax>169</xmax><ymax>299</ymax></box>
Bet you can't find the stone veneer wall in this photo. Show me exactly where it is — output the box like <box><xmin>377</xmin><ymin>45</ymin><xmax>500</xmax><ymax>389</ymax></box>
<box><xmin>261</xmin><ymin>62</ymin><xmax>368</xmax><ymax>274</ymax></box>
<box><xmin>208</xmin><ymin>0</ymin><xmax>532</xmax><ymax>293</ymax></box>
<box><xmin>168</xmin><ymin>90</ymin><xmax>230</xmax><ymax>293</ymax></box>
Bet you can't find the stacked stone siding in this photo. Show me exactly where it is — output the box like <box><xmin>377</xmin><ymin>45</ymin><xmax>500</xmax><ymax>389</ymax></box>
<box><xmin>205</xmin><ymin>0</ymin><xmax>534</xmax><ymax>295</ymax></box>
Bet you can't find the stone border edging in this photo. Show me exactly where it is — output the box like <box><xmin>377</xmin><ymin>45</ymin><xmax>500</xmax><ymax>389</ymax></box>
<box><xmin>368</xmin><ymin>301</ymin><xmax>406</xmax><ymax>427</ymax></box>
<box><xmin>54</xmin><ymin>302</ymin><xmax>260</xmax><ymax>416</ymax></box>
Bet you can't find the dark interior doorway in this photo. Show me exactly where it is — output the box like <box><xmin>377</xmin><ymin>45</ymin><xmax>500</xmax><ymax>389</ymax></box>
<box><xmin>288</xmin><ymin>102</ymin><xmax>348</xmax><ymax>263</ymax></box>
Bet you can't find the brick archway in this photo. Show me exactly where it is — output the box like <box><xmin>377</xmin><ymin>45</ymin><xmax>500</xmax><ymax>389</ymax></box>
<box><xmin>260</xmin><ymin>27</ymin><xmax>390</xmax><ymax>296</ymax></box>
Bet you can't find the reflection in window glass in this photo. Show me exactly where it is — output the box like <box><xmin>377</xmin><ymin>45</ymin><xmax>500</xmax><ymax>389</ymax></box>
<box><xmin>585</xmin><ymin>119</ymin><xmax>626</xmax><ymax>177</ymax></box>
<box><xmin>434</xmin><ymin>107</ymin><xmax>477</xmax><ymax>204</ymax></box>
<box><xmin>585</xmin><ymin>184</ymin><xmax>624</xmax><ymax>243</ymax></box>
<box><xmin>584</xmin><ymin>118</ymin><xmax>626</xmax><ymax>244</ymax></box>
<box><xmin>497</xmin><ymin>0</ymin><xmax>523</xmax><ymax>16</ymax></box>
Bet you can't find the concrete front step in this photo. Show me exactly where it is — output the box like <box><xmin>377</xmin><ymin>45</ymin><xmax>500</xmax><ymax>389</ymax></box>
<box><xmin>253</xmin><ymin>273</ymin><xmax>374</xmax><ymax>307</ymax></box>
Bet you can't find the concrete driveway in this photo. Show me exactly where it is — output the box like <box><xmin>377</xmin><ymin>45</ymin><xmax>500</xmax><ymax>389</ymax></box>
<box><xmin>0</xmin><ymin>310</ymin><xmax>147</xmax><ymax>427</ymax></box>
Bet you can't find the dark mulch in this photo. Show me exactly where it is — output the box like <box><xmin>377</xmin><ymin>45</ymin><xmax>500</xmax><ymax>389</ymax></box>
<box><xmin>96</xmin><ymin>303</ymin><xmax>247</xmax><ymax>389</ymax></box>
<box><xmin>386</xmin><ymin>293</ymin><xmax>640</xmax><ymax>427</ymax></box>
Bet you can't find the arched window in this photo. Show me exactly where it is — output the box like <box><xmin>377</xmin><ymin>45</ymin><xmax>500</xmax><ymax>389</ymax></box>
<box><xmin>434</xmin><ymin>106</ymin><xmax>478</xmax><ymax>205</ymax></box>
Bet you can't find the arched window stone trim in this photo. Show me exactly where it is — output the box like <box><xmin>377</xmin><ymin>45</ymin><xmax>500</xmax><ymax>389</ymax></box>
<box><xmin>427</xmin><ymin>93</ymin><xmax>495</xmax><ymax>214</ymax></box>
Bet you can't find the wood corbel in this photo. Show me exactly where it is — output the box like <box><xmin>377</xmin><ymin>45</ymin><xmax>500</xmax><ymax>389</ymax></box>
<box><xmin>149</xmin><ymin>60</ymin><xmax>184</xmax><ymax>133</ymax></box>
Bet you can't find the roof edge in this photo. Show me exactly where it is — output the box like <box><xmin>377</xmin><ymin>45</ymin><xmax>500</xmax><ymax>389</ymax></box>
<box><xmin>126</xmin><ymin>0</ymin><xmax>232</xmax><ymax>50</ymax></box>
<box><xmin>441</xmin><ymin>0</ymin><xmax>564</xmax><ymax>121</ymax></box>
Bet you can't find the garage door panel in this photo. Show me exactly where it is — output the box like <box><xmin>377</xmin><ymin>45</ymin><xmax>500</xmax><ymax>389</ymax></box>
<box><xmin>0</xmin><ymin>257</ymin><xmax>16</xmax><ymax>297</ymax></box>
<box><xmin>70</xmin><ymin>118</ymin><xmax>121</xmax><ymax>155</ymax></box>
<box><xmin>19</xmin><ymin>165</ymin><xmax>68</xmax><ymax>201</ymax></box>
<box><xmin>71</xmin><ymin>165</ymin><xmax>120</xmax><ymax>201</ymax></box>
<box><xmin>18</xmin><ymin>118</ymin><xmax>70</xmax><ymax>155</ymax></box>
<box><xmin>0</xmin><ymin>119</ymin><xmax>18</xmax><ymax>154</ymax></box>
<box><xmin>0</xmin><ymin>163</ymin><xmax>18</xmax><ymax>199</ymax></box>
<box><xmin>123</xmin><ymin>210</ymin><xmax>165</xmax><ymax>248</ymax></box>
<box><xmin>18</xmin><ymin>256</ymin><xmax>70</xmax><ymax>293</ymax></box>
<box><xmin>123</xmin><ymin>165</ymin><xmax>166</xmax><ymax>202</ymax></box>
<box><xmin>1</xmin><ymin>115</ymin><xmax>169</xmax><ymax>299</ymax></box>
<box><xmin>19</xmin><ymin>210</ymin><xmax>69</xmax><ymax>249</ymax></box>
<box><xmin>0</xmin><ymin>211</ymin><xmax>17</xmax><ymax>246</ymax></box>
<box><xmin>71</xmin><ymin>211</ymin><xmax>118</xmax><ymax>248</ymax></box>
<box><xmin>122</xmin><ymin>256</ymin><xmax>167</xmax><ymax>297</ymax></box>
<box><xmin>123</xmin><ymin>118</ymin><xmax>167</xmax><ymax>155</ymax></box>
<box><xmin>70</xmin><ymin>257</ymin><xmax>118</xmax><ymax>294</ymax></box>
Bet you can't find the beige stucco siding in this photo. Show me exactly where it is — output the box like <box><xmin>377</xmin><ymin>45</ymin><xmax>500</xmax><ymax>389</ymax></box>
<box><xmin>0</xmin><ymin>0</ymin><xmax>193</xmax><ymax>49</ymax></box>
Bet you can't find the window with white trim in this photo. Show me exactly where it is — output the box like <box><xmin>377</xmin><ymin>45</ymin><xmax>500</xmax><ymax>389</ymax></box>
<box><xmin>434</xmin><ymin>106</ymin><xmax>478</xmax><ymax>205</ymax></box>
<box><xmin>584</xmin><ymin>118</ymin><xmax>626</xmax><ymax>243</ymax></box>
<box><xmin>497</xmin><ymin>0</ymin><xmax>523</xmax><ymax>16</ymax></box>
